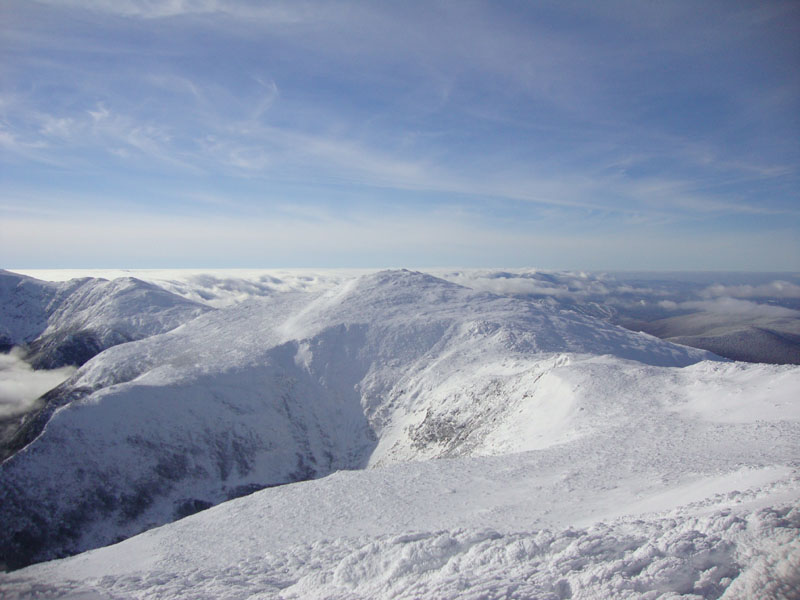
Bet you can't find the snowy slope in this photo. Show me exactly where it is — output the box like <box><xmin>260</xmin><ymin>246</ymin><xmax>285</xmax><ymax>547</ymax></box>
<box><xmin>0</xmin><ymin>270</ymin><xmax>211</xmax><ymax>368</ymax></box>
<box><xmin>0</xmin><ymin>270</ymin><xmax>722</xmax><ymax>569</ymax></box>
<box><xmin>0</xmin><ymin>270</ymin><xmax>59</xmax><ymax>348</ymax></box>
<box><xmin>2</xmin><ymin>356</ymin><xmax>798</xmax><ymax>597</ymax></box>
<box><xmin>0</xmin><ymin>270</ymin><xmax>213</xmax><ymax>458</ymax></box>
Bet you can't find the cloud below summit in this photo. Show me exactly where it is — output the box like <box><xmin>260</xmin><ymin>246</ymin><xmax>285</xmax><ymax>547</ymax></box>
<box><xmin>0</xmin><ymin>349</ymin><xmax>75</xmax><ymax>418</ymax></box>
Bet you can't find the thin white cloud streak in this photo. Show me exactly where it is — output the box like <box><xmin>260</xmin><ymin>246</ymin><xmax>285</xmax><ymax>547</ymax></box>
<box><xmin>81</xmin><ymin>103</ymin><xmax>199</xmax><ymax>170</ymax></box>
<box><xmin>0</xmin><ymin>126</ymin><xmax>49</xmax><ymax>158</ymax></box>
<box><xmin>700</xmin><ymin>281</ymin><xmax>800</xmax><ymax>300</ymax></box>
<box><xmin>677</xmin><ymin>298</ymin><xmax>800</xmax><ymax>319</ymax></box>
<box><xmin>35</xmin><ymin>0</ymin><xmax>312</xmax><ymax>22</ymax></box>
<box><xmin>0</xmin><ymin>349</ymin><xmax>75</xmax><ymax>418</ymax></box>
<box><xmin>439</xmin><ymin>272</ymin><xmax>618</xmax><ymax>299</ymax></box>
<box><xmin>676</xmin><ymin>138</ymin><xmax>793</xmax><ymax>179</ymax></box>
<box><xmin>3</xmin><ymin>97</ymin><xmax>196</xmax><ymax>172</ymax></box>
<box><xmin>624</xmin><ymin>177</ymin><xmax>798</xmax><ymax>216</ymax></box>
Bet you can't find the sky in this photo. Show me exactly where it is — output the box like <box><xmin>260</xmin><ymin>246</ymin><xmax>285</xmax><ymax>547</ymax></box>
<box><xmin>1</xmin><ymin>0</ymin><xmax>798</xmax><ymax>270</ymax></box>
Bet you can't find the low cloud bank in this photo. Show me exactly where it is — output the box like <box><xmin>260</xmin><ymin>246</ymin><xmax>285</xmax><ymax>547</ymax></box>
<box><xmin>158</xmin><ymin>274</ymin><xmax>287</xmax><ymax>308</ymax></box>
<box><xmin>699</xmin><ymin>281</ymin><xmax>800</xmax><ymax>300</ymax></box>
<box><xmin>0</xmin><ymin>349</ymin><xmax>75</xmax><ymax>418</ymax></box>
<box><xmin>63</xmin><ymin>269</ymin><xmax>372</xmax><ymax>308</ymax></box>
<box><xmin>438</xmin><ymin>270</ymin><xmax>800</xmax><ymax>322</ymax></box>
<box><xmin>678</xmin><ymin>297</ymin><xmax>800</xmax><ymax>319</ymax></box>
<box><xmin>438</xmin><ymin>270</ymin><xmax>655</xmax><ymax>300</ymax></box>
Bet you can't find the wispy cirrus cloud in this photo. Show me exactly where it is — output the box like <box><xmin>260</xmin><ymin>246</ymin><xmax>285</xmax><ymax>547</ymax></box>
<box><xmin>33</xmin><ymin>0</ymin><xmax>313</xmax><ymax>21</ymax></box>
<box><xmin>2</xmin><ymin>0</ymin><xmax>798</xmax><ymax>268</ymax></box>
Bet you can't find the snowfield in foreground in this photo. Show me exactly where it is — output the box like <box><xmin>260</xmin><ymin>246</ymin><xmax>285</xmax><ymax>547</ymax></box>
<box><xmin>6</xmin><ymin>503</ymin><xmax>798</xmax><ymax>599</ymax></box>
<box><xmin>0</xmin><ymin>270</ymin><xmax>799</xmax><ymax>599</ymax></box>
<box><xmin>3</xmin><ymin>446</ymin><xmax>799</xmax><ymax>598</ymax></box>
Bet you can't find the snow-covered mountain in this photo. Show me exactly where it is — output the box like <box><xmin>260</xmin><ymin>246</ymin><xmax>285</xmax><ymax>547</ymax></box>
<box><xmin>0</xmin><ymin>270</ymin><xmax>213</xmax><ymax>457</ymax></box>
<box><xmin>439</xmin><ymin>269</ymin><xmax>800</xmax><ymax>365</ymax></box>
<box><xmin>0</xmin><ymin>269</ymin><xmax>798</xmax><ymax>598</ymax></box>
<box><xmin>16</xmin><ymin>267</ymin><xmax>800</xmax><ymax>365</ymax></box>
<box><xmin>0</xmin><ymin>270</ymin><xmax>211</xmax><ymax>369</ymax></box>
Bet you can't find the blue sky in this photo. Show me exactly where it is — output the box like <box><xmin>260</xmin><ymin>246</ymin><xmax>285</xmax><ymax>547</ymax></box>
<box><xmin>1</xmin><ymin>0</ymin><xmax>798</xmax><ymax>269</ymax></box>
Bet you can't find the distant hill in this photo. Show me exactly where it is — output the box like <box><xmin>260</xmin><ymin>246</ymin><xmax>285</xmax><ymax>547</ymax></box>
<box><xmin>0</xmin><ymin>270</ymin><xmax>211</xmax><ymax>369</ymax></box>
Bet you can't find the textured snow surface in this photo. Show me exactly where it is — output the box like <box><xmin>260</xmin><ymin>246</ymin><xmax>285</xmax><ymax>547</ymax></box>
<box><xmin>1</xmin><ymin>270</ymin><xmax>798</xmax><ymax>598</ymax></box>
<box><xmin>0</xmin><ymin>270</ymin><xmax>210</xmax><ymax>368</ymax></box>
<box><xmin>2</xmin><ymin>471</ymin><xmax>798</xmax><ymax>599</ymax></box>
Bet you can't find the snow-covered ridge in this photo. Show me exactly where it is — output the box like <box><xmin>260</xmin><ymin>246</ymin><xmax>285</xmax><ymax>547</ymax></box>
<box><xmin>0</xmin><ymin>269</ymin><xmax>725</xmax><ymax>569</ymax></box>
<box><xmin>10</xmin><ymin>268</ymin><xmax>370</xmax><ymax>309</ymax></box>
<box><xmin>17</xmin><ymin>267</ymin><xmax>799</xmax><ymax>364</ymax></box>
<box><xmin>0</xmin><ymin>270</ymin><xmax>213</xmax><ymax>457</ymax></box>
<box><xmin>0</xmin><ymin>270</ymin><xmax>211</xmax><ymax>369</ymax></box>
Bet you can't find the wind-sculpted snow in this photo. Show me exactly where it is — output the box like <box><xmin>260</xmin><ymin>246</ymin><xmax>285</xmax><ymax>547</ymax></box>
<box><xmin>4</xmin><ymin>505</ymin><xmax>799</xmax><ymax>600</ymax></box>
<box><xmin>0</xmin><ymin>270</ymin><xmax>727</xmax><ymax>569</ymax></box>
<box><xmin>2</xmin><ymin>458</ymin><xmax>798</xmax><ymax>598</ymax></box>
